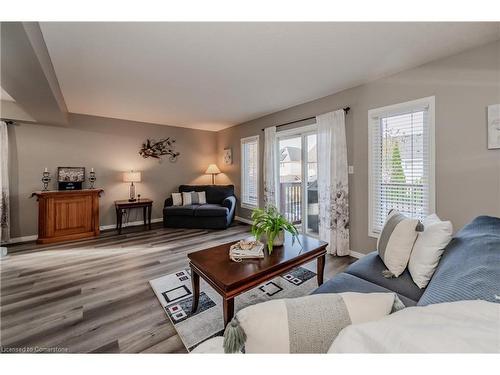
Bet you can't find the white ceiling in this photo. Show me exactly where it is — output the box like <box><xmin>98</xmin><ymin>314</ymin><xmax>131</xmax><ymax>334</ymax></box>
<box><xmin>40</xmin><ymin>22</ymin><xmax>500</xmax><ymax>131</ymax></box>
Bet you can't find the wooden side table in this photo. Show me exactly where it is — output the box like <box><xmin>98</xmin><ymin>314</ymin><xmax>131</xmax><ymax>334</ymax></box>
<box><xmin>114</xmin><ymin>199</ymin><xmax>153</xmax><ymax>235</ymax></box>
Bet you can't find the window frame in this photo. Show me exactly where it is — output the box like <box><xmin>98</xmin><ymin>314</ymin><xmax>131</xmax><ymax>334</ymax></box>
<box><xmin>368</xmin><ymin>96</ymin><xmax>436</xmax><ymax>238</ymax></box>
<box><xmin>240</xmin><ymin>135</ymin><xmax>260</xmax><ymax>209</ymax></box>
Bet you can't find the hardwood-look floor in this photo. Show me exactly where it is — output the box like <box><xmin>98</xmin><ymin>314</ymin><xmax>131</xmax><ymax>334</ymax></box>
<box><xmin>0</xmin><ymin>223</ymin><xmax>355</xmax><ymax>353</ymax></box>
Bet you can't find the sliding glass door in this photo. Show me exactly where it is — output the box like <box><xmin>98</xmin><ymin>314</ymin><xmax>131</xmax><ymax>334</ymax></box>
<box><xmin>277</xmin><ymin>126</ymin><xmax>318</xmax><ymax>236</ymax></box>
<box><xmin>305</xmin><ymin>134</ymin><xmax>318</xmax><ymax>236</ymax></box>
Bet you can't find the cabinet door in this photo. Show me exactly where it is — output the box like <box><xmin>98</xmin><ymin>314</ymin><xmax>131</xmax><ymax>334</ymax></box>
<box><xmin>51</xmin><ymin>195</ymin><xmax>93</xmax><ymax>237</ymax></box>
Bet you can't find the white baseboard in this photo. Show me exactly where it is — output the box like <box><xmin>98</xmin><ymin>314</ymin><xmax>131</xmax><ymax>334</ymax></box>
<box><xmin>234</xmin><ymin>216</ymin><xmax>252</xmax><ymax>225</ymax></box>
<box><xmin>100</xmin><ymin>218</ymin><xmax>163</xmax><ymax>231</ymax></box>
<box><xmin>3</xmin><ymin>218</ymin><xmax>165</xmax><ymax>245</ymax></box>
<box><xmin>349</xmin><ymin>250</ymin><xmax>366</xmax><ymax>259</ymax></box>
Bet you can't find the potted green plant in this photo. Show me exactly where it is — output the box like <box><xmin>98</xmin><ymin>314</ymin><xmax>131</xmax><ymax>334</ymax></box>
<box><xmin>251</xmin><ymin>206</ymin><xmax>300</xmax><ymax>254</ymax></box>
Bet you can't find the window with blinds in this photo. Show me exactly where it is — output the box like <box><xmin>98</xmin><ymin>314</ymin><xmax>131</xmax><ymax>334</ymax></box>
<box><xmin>368</xmin><ymin>97</ymin><xmax>435</xmax><ymax>237</ymax></box>
<box><xmin>241</xmin><ymin>135</ymin><xmax>259</xmax><ymax>208</ymax></box>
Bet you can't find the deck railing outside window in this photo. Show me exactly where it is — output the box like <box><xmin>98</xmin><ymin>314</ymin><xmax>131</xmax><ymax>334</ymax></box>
<box><xmin>280</xmin><ymin>182</ymin><xmax>302</xmax><ymax>224</ymax></box>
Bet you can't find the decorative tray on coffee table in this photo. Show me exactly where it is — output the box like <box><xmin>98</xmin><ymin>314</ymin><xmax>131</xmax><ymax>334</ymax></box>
<box><xmin>229</xmin><ymin>238</ymin><xmax>264</xmax><ymax>262</ymax></box>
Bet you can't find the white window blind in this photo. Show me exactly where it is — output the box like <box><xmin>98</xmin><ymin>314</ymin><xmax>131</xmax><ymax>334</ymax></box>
<box><xmin>241</xmin><ymin>135</ymin><xmax>259</xmax><ymax>208</ymax></box>
<box><xmin>368</xmin><ymin>97</ymin><xmax>435</xmax><ymax>237</ymax></box>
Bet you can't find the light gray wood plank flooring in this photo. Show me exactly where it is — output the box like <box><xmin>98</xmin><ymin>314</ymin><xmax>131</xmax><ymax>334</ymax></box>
<box><xmin>1</xmin><ymin>223</ymin><xmax>355</xmax><ymax>353</ymax></box>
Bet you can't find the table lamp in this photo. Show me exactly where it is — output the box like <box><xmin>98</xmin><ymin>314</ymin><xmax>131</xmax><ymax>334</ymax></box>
<box><xmin>123</xmin><ymin>170</ymin><xmax>141</xmax><ymax>202</ymax></box>
<box><xmin>205</xmin><ymin>164</ymin><xmax>220</xmax><ymax>185</ymax></box>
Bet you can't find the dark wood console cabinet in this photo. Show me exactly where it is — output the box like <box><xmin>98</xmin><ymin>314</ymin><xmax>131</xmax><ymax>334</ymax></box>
<box><xmin>31</xmin><ymin>189</ymin><xmax>104</xmax><ymax>244</ymax></box>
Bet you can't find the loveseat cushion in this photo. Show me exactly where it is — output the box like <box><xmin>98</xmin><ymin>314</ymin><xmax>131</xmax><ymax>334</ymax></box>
<box><xmin>194</xmin><ymin>204</ymin><xmax>229</xmax><ymax>217</ymax></box>
<box><xmin>205</xmin><ymin>185</ymin><xmax>234</xmax><ymax>204</ymax></box>
<box><xmin>417</xmin><ymin>215</ymin><xmax>500</xmax><ymax>306</ymax></box>
<box><xmin>164</xmin><ymin>204</ymin><xmax>198</xmax><ymax>216</ymax></box>
<box><xmin>179</xmin><ymin>185</ymin><xmax>235</xmax><ymax>204</ymax></box>
<box><xmin>312</xmin><ymin>272</ymin><xmax>417</xmax><ymax>307</ymax></box>
<box><xmin>345</xmin><ymin>252</ymin><xmax>425</xmax><ymax>302</ymax></box>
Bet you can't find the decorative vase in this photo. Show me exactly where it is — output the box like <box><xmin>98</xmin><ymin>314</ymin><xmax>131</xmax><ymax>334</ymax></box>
<box><xmin>263</xmin><ymin>230</ymin><xmax>285</xmax><ymax>250</ymax></box>
<box><xmin>41</xmin><ymin>170</ymin><xmax>51</xmax><ymax>191</ymax></box>
<box><xmin>273</xmin><ymin>230</ymin><xmax>285</xmax><ymax>247</ymax></box>
<box><xmin>89</xmin><ymin>170</ymin><xmax>96</xmax><ymax>189</ymax></box>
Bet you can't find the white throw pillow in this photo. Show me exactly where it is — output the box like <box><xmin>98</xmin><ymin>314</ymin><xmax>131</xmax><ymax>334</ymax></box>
<box><xmin>377</xmin><ymin>210</ymin><xmax>422</xmax><ymax>277</ymax></box>
<box><xmin>171</xmin><ymin>193</ymin><xmax>182</xmax><ymax>206</ymax></box>
<box><xmin>222</xmin><ymin>292</ymin><xmax>402</xmax><ymax>354</ymax></box>
<box><xmin>408</xmin><ymin>214</ymin><xmax>453</xmax><ymax>289</ymax></box>
<box><xmin>328</xmin><ymin>300</ymin><xmax>497</xmax><ymax>353</ymax></box>
<box><xmin>182</xmin><ymin>191</ymin><xmax>192</xmax><ymax>205</ymax></box>
<box><xmin>197</xmin><ymin>191</ymin><xmax>207</xmax><ymax>204</ymax></box>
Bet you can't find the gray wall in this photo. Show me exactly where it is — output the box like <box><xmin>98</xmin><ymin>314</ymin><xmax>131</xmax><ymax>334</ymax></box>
<box><xmin>216</xmin><ymin>40</ymin><xmax>500</xmax><ymax>254</ymax></box>
<box><xmin>7</xmin><ymin>113</ymin><xmax>217</xmax><ymax>238</ymax></box>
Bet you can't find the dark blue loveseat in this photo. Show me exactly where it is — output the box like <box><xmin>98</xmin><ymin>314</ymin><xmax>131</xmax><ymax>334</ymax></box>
<box><xmin>163</xmin><ymin>185</ymin><xmax>236</xmax><ymax>230</ymax></box>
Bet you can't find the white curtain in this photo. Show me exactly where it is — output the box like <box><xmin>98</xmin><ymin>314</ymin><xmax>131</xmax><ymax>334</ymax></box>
<box><xmin>0</xmin><ymin>121</ymin><xmax>10</xmax><ymax>245</ymax></box>
<box><xmin>263</xmin><ymin>126</ymin><xmax>278</xmax><ymax>208</ymax></box>
<box><xmin>316</xmin><ymin>110</ymin><xmax>350</xmax><ymax>255</ymax></box>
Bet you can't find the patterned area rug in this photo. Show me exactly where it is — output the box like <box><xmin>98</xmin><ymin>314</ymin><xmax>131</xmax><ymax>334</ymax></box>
<box><xmin>150</xmin><ymin>266</ymin><xmax>317</xmax><ymax>351</ymax></box>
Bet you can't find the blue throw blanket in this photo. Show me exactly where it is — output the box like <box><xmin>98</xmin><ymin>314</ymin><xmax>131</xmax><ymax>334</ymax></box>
<box><xmin>418</xmin><ymin>215</ymin><xmax>500</xmax><ymax>306</ymax></box>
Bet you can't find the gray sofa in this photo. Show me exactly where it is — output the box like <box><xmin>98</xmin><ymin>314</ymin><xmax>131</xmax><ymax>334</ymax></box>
<box><xmin>313</xmin><ymin>215</ymin><xmax>500</xmax><ymax>306</ymax></box>
<box><xmin>163</xmin><ymin>185</ymin><xmax>236</xmax><ymax>230</ymax></box>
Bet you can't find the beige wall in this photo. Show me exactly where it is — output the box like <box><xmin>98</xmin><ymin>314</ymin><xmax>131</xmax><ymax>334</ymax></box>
<box><xmin>6</xmin><ymin>40</ymin><xmax>500</xmax><ymax>245</ymax></box>
<box><xmin>217</xmin><ymin>40</ymin><xmax>500</xmax><ymax>254</ymax></box>
<box><xmin>1</xmin><ymin>100</ymin><xmax>35</xmax><ymax>122</ymax></box>
<box><xmin>7</xmin><ymin>113</ymin><xmax>217</xmax><ymax>238</ymax></box>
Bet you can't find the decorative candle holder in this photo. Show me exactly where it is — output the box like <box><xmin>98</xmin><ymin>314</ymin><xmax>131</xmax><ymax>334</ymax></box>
<box><xmin>41</xmin><ymin>171</ymin><xmax>51</xmax><ymax>191</ymax></box>
<box><xmin>89</xmin><ymin>171</ymin><xmax>96</xmax><ymax>189</ymax></box>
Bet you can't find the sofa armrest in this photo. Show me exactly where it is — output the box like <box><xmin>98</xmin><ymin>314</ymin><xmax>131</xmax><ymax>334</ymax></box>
<box><xmin>222</xmin><ymin>196</ymin><xmax>236</xmax><ymax>211</ymax></box>
<box><xmin>222</xmin><ymin>196</ymin><xmax>236</xmax><ymax>224</ymax></box>
<box><xmin>164</xmin><ymin>197</ymin><xmax>173</xmax><ymax>207</ymax></box>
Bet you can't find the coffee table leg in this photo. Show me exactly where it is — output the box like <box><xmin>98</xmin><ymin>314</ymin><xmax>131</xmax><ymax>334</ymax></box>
<box><xmin>191</xmin><ymin>269</ymin><xmax>200</xmax><ymax>314</ymax></box>
<box><xmin>223</xmin><ymin>297</ymin><xmax>234</xmax><ymax>327</ymax></box>
<box><xmin>317</xmin><ymin>254</ymin><xmax>325</xmax><ymax>286</ymax></box>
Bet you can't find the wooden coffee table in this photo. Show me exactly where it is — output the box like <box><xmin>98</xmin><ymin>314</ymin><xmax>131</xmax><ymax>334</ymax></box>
<box><xmin>188</xmin><ymin>233</ymin><xmax>327</xmax><ymax>327</ymax></box>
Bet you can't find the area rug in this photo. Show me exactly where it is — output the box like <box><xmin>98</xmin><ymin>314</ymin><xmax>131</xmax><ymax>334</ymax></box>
<box><xmin>149</xmin><ymin>266</ymin><xmax>317</xmax><ymax>351</ymax></box>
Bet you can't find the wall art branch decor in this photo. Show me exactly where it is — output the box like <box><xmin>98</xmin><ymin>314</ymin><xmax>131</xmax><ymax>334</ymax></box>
<box><xmin>139</xmin><ymin>138</ymin><xmax>180</xmax><ymax>162</ymax></box>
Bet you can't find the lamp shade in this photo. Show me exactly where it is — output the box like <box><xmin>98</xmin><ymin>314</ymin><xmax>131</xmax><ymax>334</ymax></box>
<box><xmin>205</xmin><ymin>164</ymin><xmax>221</xmax><ymax>174</ymax></box>
<box><xmin>123</xmin><ymin>171</ymin><xmax>141</xmax><ymax>182</ymax></box>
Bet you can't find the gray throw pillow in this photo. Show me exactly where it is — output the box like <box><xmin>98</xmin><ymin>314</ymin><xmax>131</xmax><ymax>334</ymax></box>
<box><xmin>190</xmin><ymin>191</ymin><xmax>199</xmax><ymax>204</ymax></box>
<box><xmin>377</xmin><ymin>210</ymin><xmax>423</xmax><ymax>278</ymax></box>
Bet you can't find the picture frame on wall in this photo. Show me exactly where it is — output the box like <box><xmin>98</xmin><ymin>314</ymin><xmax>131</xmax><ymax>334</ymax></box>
<box><xmin>223</xmin><ymin>148</ymin><xmax>233</xmax><ymax>165</ymax></box>
<box><xmin>487</xmin><ymin>104</ymin><xmax>500</xmax><ymax>149</ymax></box>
